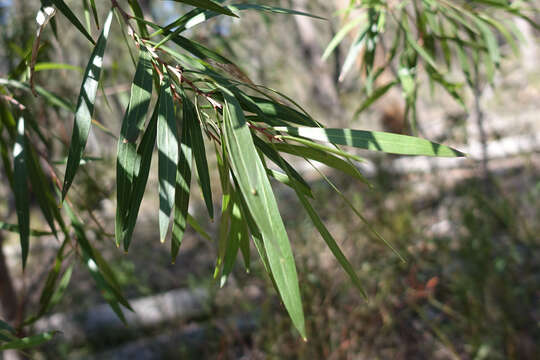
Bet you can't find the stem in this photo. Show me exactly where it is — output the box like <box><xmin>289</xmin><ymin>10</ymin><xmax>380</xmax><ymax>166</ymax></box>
<box><xmin>1</xmin><ymin>95</ymin><xmax>26</xmax><ymax>110</ymax></box>
<box><xmin>472</xmin><ymin>63</ymin><xmax>490</xmax><ymax>190</ymax></box>
<box><xmin>111</xmin><ymin>0</ymin><xmax>137</xmax><ymax>41</ymax></box>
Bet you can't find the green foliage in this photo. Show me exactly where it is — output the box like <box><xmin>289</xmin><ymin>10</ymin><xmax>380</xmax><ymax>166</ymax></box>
<box><xmin>116</xmin><ymin>47</ymin><xmax>153</xmax><ymax>249</ymax></box>
<box><xmin>253</xmin><ymin>174</ymin><xmax>539</xmax><ymax>358</ymax></box>
<box><xmin>2</xmin><ymin>0</ymin><xmax>506</xmax><ymax>352</ymax></box>
<box><xmin>324</xmin><ymin>0</ymin><xmax>537</xmax><ymax>130</ymax></box>
<box><xmin>0</xmin><ymin>319</ymin><xmax>58</xmax><ymax>351</ymax></box>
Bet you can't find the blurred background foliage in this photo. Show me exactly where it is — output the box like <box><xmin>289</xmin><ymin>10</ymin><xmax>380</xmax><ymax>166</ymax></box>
<box><xmin>1</xmin><ymin>0</ymin><xmax>539</xmax><ymax>359</ymax></box>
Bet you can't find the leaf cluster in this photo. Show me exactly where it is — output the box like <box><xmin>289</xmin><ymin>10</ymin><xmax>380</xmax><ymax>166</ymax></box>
<box><xmin>0</xmin><ymin>0</ymin><xmax>466</xmax><ymax>344</ymax></box>
<box><xmin>324</xmin><ymin>0</ymin><xmax>538</xmax><ymax>131</ymax></box>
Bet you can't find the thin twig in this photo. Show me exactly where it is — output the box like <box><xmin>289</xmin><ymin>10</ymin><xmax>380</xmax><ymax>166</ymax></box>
<box><xmin>111</xmin><ymin>0</ymin><xmax>137</xmax><ymax>43</ymax></box>
<box><xmin>1</xmin><ymin>95</ymin><xmax>26</xmax><ymax>110</ymax></box>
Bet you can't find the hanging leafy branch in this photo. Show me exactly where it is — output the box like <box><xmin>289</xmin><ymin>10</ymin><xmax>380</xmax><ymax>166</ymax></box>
<box><xmin>0</xmin><ymin>0</ymin><xmax>467</xmax><ymax>347</ymax></box>
<box><xmin>324</xmin><ymin>0</ymin><xmax>538</xmax><ymax>132</ymax></box>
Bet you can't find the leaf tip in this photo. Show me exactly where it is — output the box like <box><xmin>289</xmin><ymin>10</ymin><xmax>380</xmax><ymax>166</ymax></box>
<box><xmin>60</xmin><ymin>190</ymin><xmax>67</xmax><ymax>204</ymax></box>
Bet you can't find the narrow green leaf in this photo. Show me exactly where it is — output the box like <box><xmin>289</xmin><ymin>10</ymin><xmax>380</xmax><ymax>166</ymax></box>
<box><xmin>232</xmin><ymin>193</ymin><xmax>251</xmax><ymax>273</ymax></box>
<box><xmin>221</xmin><ymin>89</ymin><xmax>306</xmax><ymax>339</ymax></box>
<box><xmin>482</xmin><ymin>15</ymin><xmax>519</xmax><ymax>55</ymax></box>
<box><xmin>232</xmin><ymin>94</ymin><xmax>287</xmax><ymax>126</ymax></box>
<box><xmin>455</xmin><ymin>41</ymin><xmax>473</xmax><ymax>86</ymax></box>
<box><xmin>279</xmin><ymin>135</ymin><xmax>366</xmax><ymax>163</ymax></box>
<box><xmin>272</xmin><ymin>142</ymin><xmax>369</xmax><ymax>184</ymax></box>
<box><xmin>150</xmin><ymin>7</ymin><xmax>206</xmax><ymax>38</ymax></box>
<box><xmin>65</xmin><ymin>202</ymin><xmax>131</xmax><ymax>322</ymax></box>
<box><xmin>238</xmin><ymin>227</ymin><xmax>250</xmax><ymax>272</ymax></box>
<box><xmin>296</xmin><ymin>191</ymin><xmax>367</xmax><ymax>298</ymax></box>
<box><xmin>313</xmin><ymin>164</ymin><xmax>405</xmax><ymax>262</ymax></box>
<box><xmin>33</xmin><ymin>62</ymin><xmax>83</xmax><ymax>72</ymax></box>
<box><xmin>323</xmin><ymin>16</ymin><xmax>365</xmax><ymax>60</ymax></box>
<box><xmin>62</xmin><ymin>11</ymin><xmax>113</xmax><ymax>201</ymax></box>
<box><xmin>474</xmin><ymin>16</ymin><xmax>500</xmax><ymax>68</ymax></box>
<box><xmin>0</xmin><ymin>222</ymin><xmax>52</xmax><ymax>237</ymax></box>
<box><xmin>23</xmin><ymin>239</ymin><xmax>69</xmax><ymax>325</ymax></box>
<box><xmin>355</xmin><ymin>81</ymin><xmax>398</xmax><ymax>115</ymax></box>
<box><xmin>49</xmin><ymin>0</ymin><xmax>96</xmax><ymax>44</ymax></box>
<box><xmin>157</xmin><ymin>74</ymin><xmax>178</xmax><ymax>243</ymax></box>
<box><xmin>116</xmin><ymin>48</ymin><xmax>153</xmax><ymax>249</ymax></box>
<box><xmin>47</xmin><ymin>264</ymin><xmax>73</xmax><ymax>310</ymax></box>
<box><xmin>249</xmin><ymin>85</ymin><xmax>315</xmax><ymax>122</ymax></box>
<box><xmin>92</xmin><ymin>247</ymin><xmax>129</xmax><ymax>302</ymax></box>
<box><xmin>398</xmin><ymin>67</ymin><xmax>415</xmax><ymax>103</ymax></box>
<box><xmin>252</xmin><ymin>136</ymin><xmax>311</xmax><ymax>190</ymax></box>
<box><xmin>227</xmin><ymin>4</ymin><xmax>324</xmax><ymax>19</ymax></box>
<box><xmin>214</xmin><ymin>140</ymin><xmax>232</xmax><ymax>280</ymax></box>
<box><xmin>244</xmin><ymin>96</ymin><xmax>317</xmax><ymax>127</ymax></box>
<box><xmin>37</xmin><ymin>242</ymin><xmax>67</xmax><ymax>313</ymax></box>
<box><xmin>170</xmin><ymin>0</ymin><xmax>238</xmax><ymax>17</ymax></box>
<box><xmin>267</xmin><ymin>168</ymin><xmax>313</xmax><ymax>198</ymax></box>
<box><xmin>404</xmin><ymin>30</ymin><xmax>439</xmax><ymax>70</ymax></box>
<box><xmin>115</xmin><ymin>10</ymin><xmax>137</xmax><ymax>67</ymax></box>
<box><xmin>13</xmin><ymin>116</ymin><xmax>29</xmax><ymax>269</ymax></box>
<box><xmin>83</xmin><ymin>0</ymin><xmax>92</xmax><ymax>32</ymax></box>
<box><xmin>128</xmin><ymin>0</ymin><xmax>149</xmax><ymax>37</ymax></box>
<box><xmin>186</xmin><ymin>214</ymin><xmax>211</xmax><ymax>242</ymax></box>
<box><xmin>215</xmin><ymin>184</ymin><xmax>232</xmax><ymax>280</ymax></box>
<box><xmin>220</xmin><ymin>197</ymin><xmax>244</xmax><ymax>287</ymax></box>
<box><xmin>339</xmin><ymin>25</ymin><xmax>368</xmax><ymax>81</ymax></box>
<box><xmin>153</xmin><ymin>3</ymin><xmax>322</xmax><ymax>40</ymax></box>
<box><xmin>191</xmin><ymin>99</ymin><xmax>213</xmax><ymax>219</ymax></box>
<box><xmin>25</xmin><ymin>143</ymin><xmax>58</xmax><ymax>238</ymax></box>
<box><xmin>123</xmin><ymin>106</ymin><xmax>159</xmax><ymax>249</ymax></box>
<box><xmin>0</xmin><ymin>331</ymin><xmax>59</xmax><ymax>351</ymax></box>
<box><xmin>171</xmin><ymin>92</ymin><xmax>194</xmax><ymax>262</ymax></box>
<box><xmin>361</xmin><ymin>10</ymin><xmax>380</xmax><ymax>77</ymax></box>
<box><xmin>232</xmin><ymin>173</ymin><xmax>276</xmax><ymax>288</ymax></box>
<box><xmin>231</xmin><ymin>187</ymin><xmax>267</xmax><ymax>290</ymax></box>
<box><xmin>275</xmin><ymin>127</ymin><xmax>466</xmax><ymax>157</ymax></box>
<box><xmin>482</xmin><ymin>51</ymin><xmax>496</xmax><ymax>84</ymax></box>
<box><xmin>0</xmin><ymin>118</ymin><xmax>14</xmax><ymax>187</ymax></box>
<box><xmin>438</xmin><ymin>18</ymin><xmax>452</xmax><ymax>68</ymax></box>
<box><xmin>148</xmin><ymin>30</ymin><xmax>253</xmax><ymax>87</ymax></box>
<box><xmin>171</xmin><ymin>34</ymin><xmax>235</xmax><ymax>66</ymax></box>
<box><xmin>429</xmin><ymin>73</ymin><xmax>465</xmax><ymax>109</ymax></box>
<box><xmin>0</xmin><ymin>79</ymin><xmax>75</xmax><ymax>112</ymax></box>
<box><xmin>473</xmin><ymin>0</ymin><xmax>510</xmax><ymax>7</ymax></box>
<box><xmin>89</xmin><ymin>0</ymin><xmax>99</xmax><ymax>29</ymax></box>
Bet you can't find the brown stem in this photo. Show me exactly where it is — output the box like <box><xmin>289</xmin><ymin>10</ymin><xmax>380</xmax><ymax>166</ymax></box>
<box><xmin>248</xmin><ymin>123</ymin><xmax>279</xmax><ymax>142</ymax></box>
<box><xmin>1</xmin><ymin>95</ymin><xmax>26</xmax><ymax>110</ymax></box>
